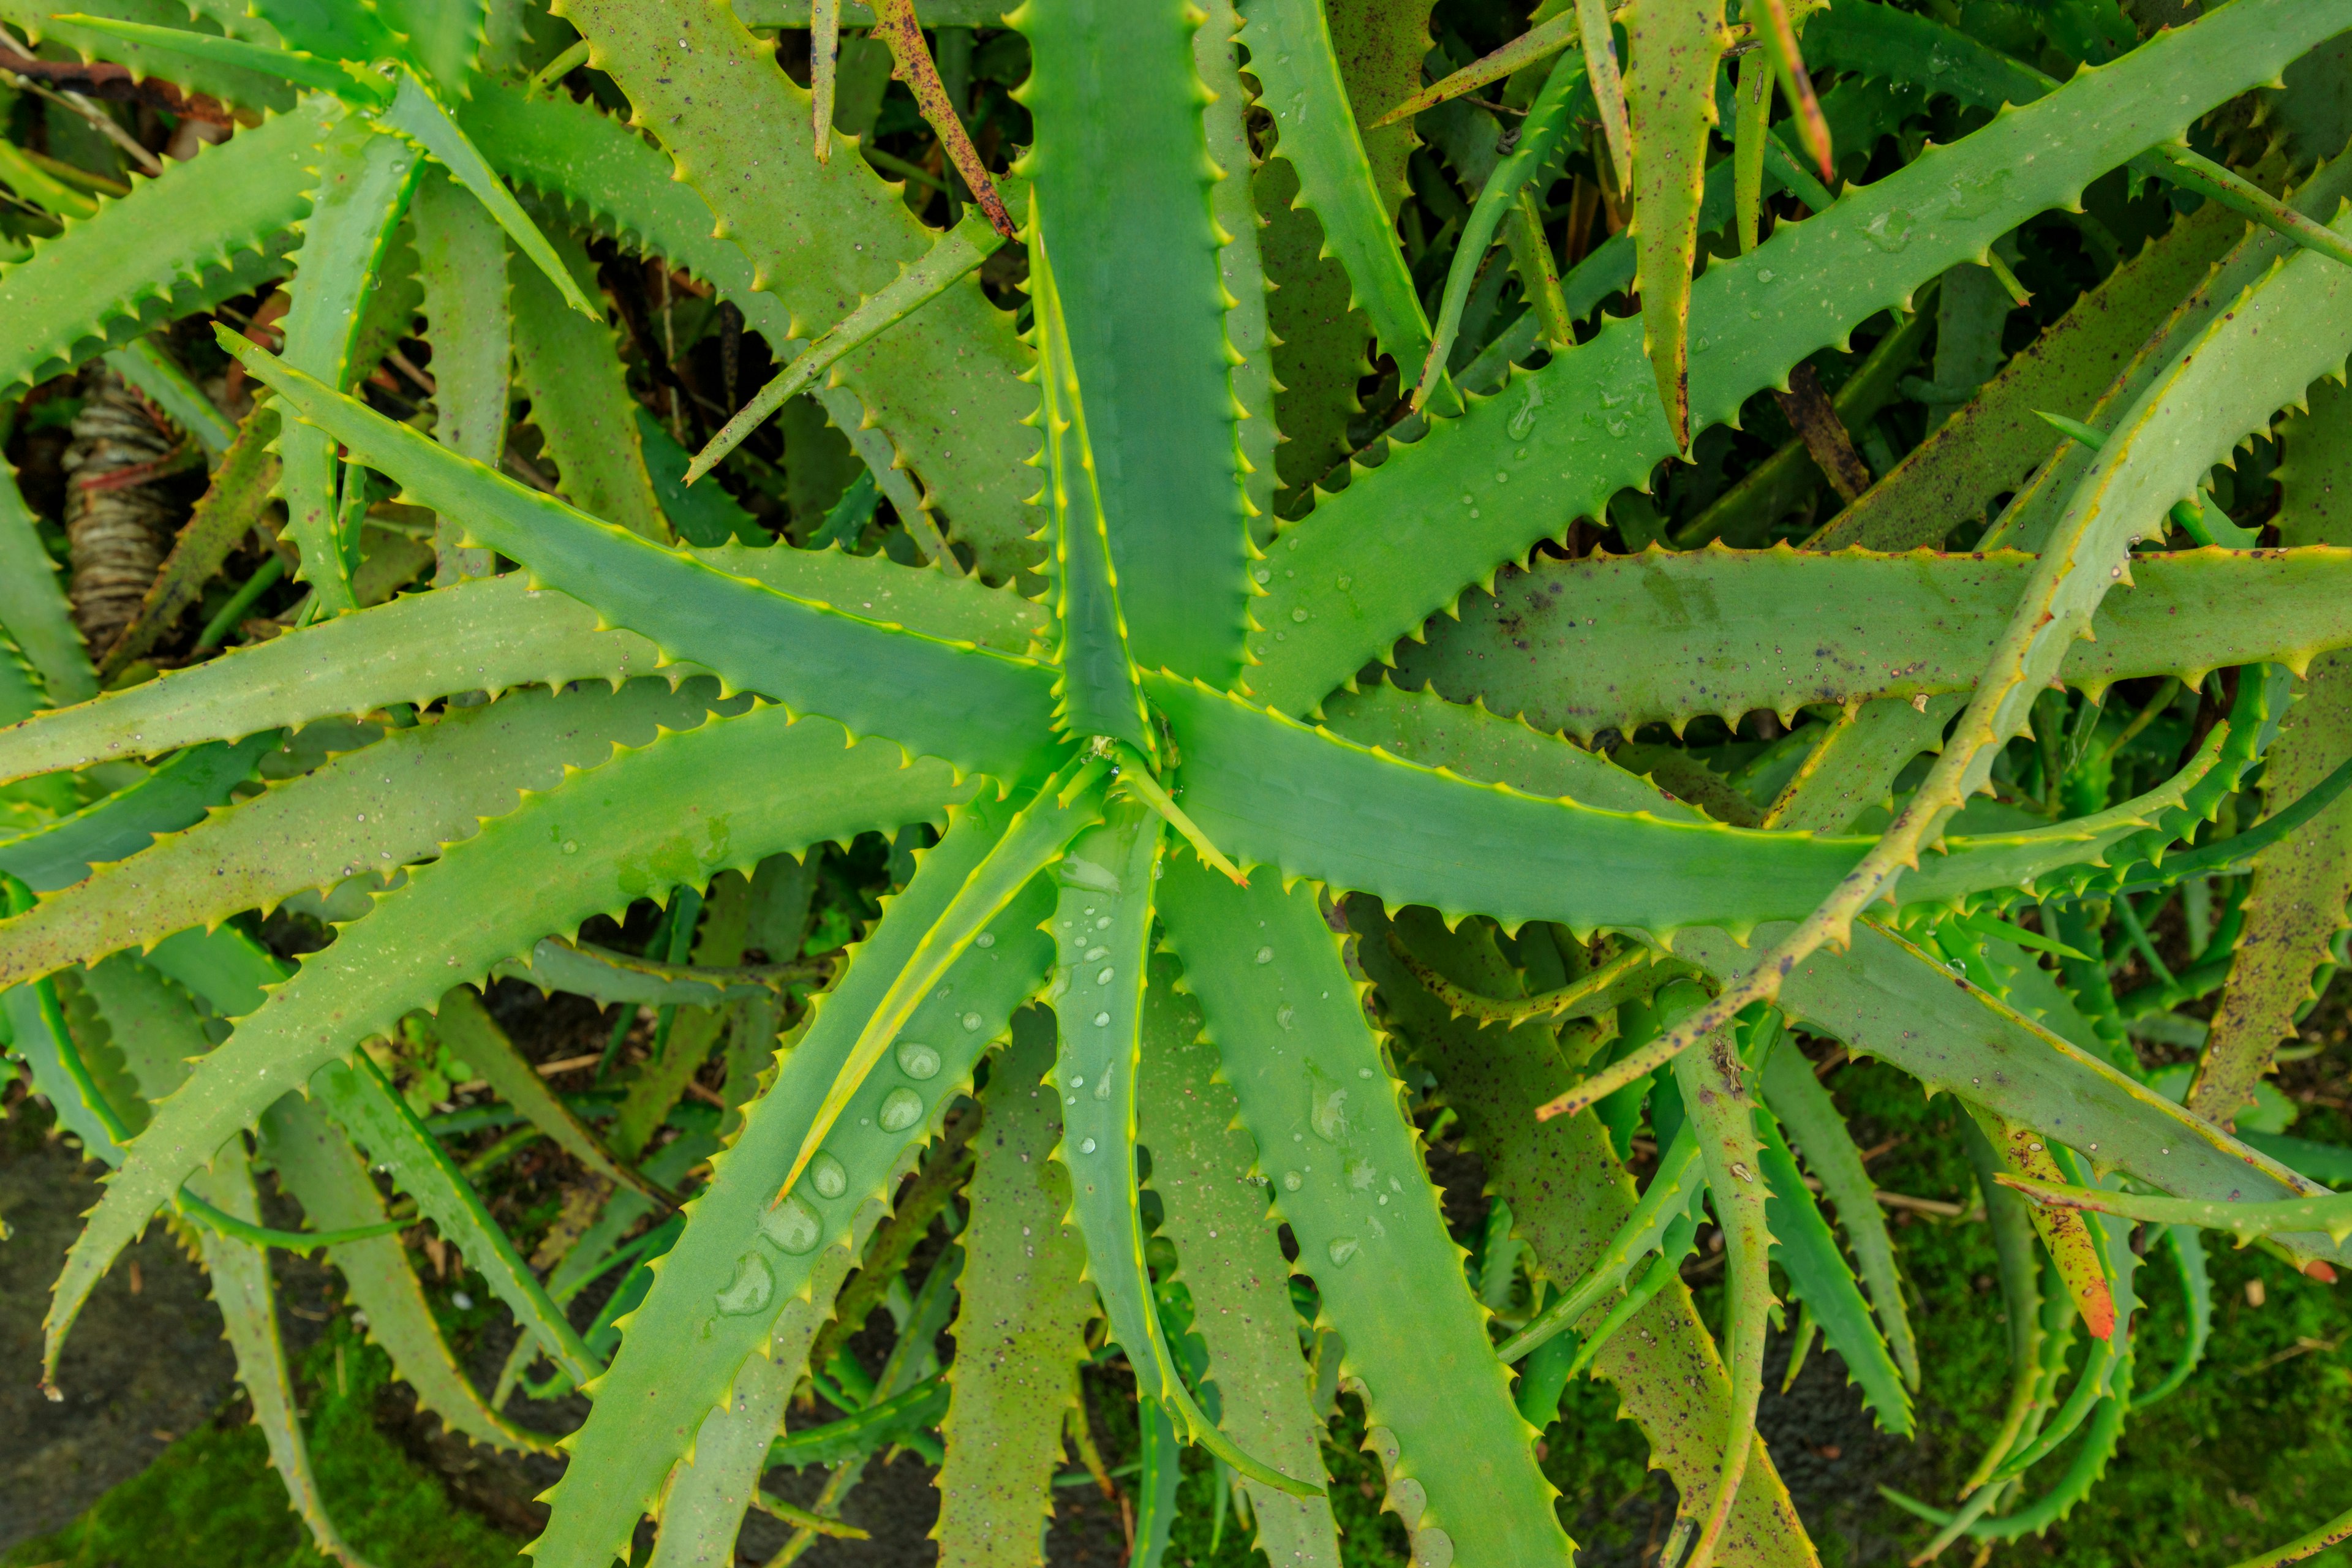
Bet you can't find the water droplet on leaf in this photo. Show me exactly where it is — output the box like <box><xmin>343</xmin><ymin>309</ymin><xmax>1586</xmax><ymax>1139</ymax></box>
<box><xmin>878</xmin><ymin>1088</ymin><xmax>924</xmax><ymax>1133</ymax></box>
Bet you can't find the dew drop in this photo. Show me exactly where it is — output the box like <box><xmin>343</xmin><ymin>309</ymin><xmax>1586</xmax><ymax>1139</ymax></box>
<box><xmin>760</xmin><ymin>1196</ymin><xmax>823</xmax><ymax>1254</ymax></box>
<box><xmin>878</xmin><ymin>1087</ymin><xmax>924</xmax><ymax>1132</ymax></box>
<box><xmin>1095</xmin><ymin>916</ymin><xmax>1112</xmax><ymax>929</ymax></box>
<box><xmin>962</xmin><ymin>1011</ymin><xmax>983</xmax><ymax>1031</ymax></box>
<box><xmin>895</xmin><ymin>1040</ymin><xmax>942</xmax><ymax>1080</ymax></box>
<box><xmin>1493</xmin><ymin>471</ymin><xmax>1508</xmax><ymax>483</ymax></box>
<box><xmin>1756</xmin><ymin>267</ymin><xmax>1776</xmax><ymax>283</ymax></box>
<box><xmin>1864</xmin><ymin>208</ymin><xmax>1914</xmax><ymax>253</ymax></box>
<box><xmin>1085</xmin><ymin>945</ymin><xmax>1109</xmax><ymax>961</ymax></box>
<box><xmin>1256</xmin><ymin>946</ymin><xmax>1274</xmax><ymax>964</ymax></box>
<box><xmin>1335</xmin><ymin>574</ymin><xmax>1351</xmax><ymax>589</ymax></box>
<box><xmin>1253</xmin><ymin>565</ymin><xmax>1272</xmax><ymax>584</ymax></box>
<box><xmin>1096</xmin><ymin>965</ymin><xmax>1115</xmax><ymax>985</ymax></box>
<box><xmin>974</xmin><ymin>932</ymin><xmax>996</xmax><ymax>949</ymax></box>
<box><xmin>1079</xmin><ymin>1137</ymin><xmax>1098</xmax><ymax>1155</ymax></box>
<box><xmin>1276</xmin><ymin>1004</ymin><xmax>1295</xmax><ymax>1031</ymax></box>
<box><xmin>714</xmin><ymin>1254</ymin><xmax>774</xmax><ymax>1315</ymax></box>
<box><xmin>1283</xmin><ymin>1170</ymin><xmax>1303</xmax><ymax>1191</ymax></box>
<box><xmin>1291</xmin><ymin>608</ymin><xmax>1308</xmax><ymax>623</ymax></box>
<box><xmin>1357</xmin><ymin>1067</ymin><xmax>1374</xmax><ymax>1079</ymax></box>
<box><xmin>809</xmin><ymin>1151</ymin><xmax>848</xmax><ymax>1200</ymax></box>
<box><xmin>562</xmin><ymin>840</ymin><xmax>579</xmax><ymax>854</ymax></box>
<box><xmin>1093</xmin><ymin>1011</ymin><xmax>1111</xmax><ymax>1027</ymax></box>
<box><xmin>1326</xmin><ymin>1236</ymin><xmax>1360</xmax><ymax>1267</ymax></box>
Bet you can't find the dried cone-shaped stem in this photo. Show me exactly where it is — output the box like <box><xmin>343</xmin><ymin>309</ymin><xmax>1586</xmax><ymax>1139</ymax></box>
<box><xmin>63</xmin><ymin>370</ymin><xmax>177</xmax><ymax>657</ymax></box>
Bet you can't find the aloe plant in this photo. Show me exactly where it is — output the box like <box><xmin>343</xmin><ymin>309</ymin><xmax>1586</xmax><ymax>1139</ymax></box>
<box><xmin>6</xmin><ymin>0</ymin><xmax>2352</xmax><ymax>1561</ymax></box>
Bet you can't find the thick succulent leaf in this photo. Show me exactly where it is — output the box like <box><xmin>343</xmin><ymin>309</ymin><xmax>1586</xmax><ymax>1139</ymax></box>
<box><xmin>410</xmin><ymin>172</ymin><xmax>508</xmax><ymax>580</ymax></box>
<box><xmin>1673</xmin><ymin>1009</ymin><xmax>1776</xmax><ymax>1568</ymax></box>
<box><xmin>1016</xmin><ymin>0</ymin><xmax>1252</xmax><ymax>685</ymax></box>
<box><xmin>1668</xmin><ymin>921</ymin><xmax>2348</xmax><ymax>1269</ymax></box>
<box><xmin>43</xmin><ymin>704</ymin><xmax>967</xmax><ymax>1382</ymax></box>
<box><xmin>1633</xmin><ymin>182</ymin><xmax>2352</xmax><ymax>1078</ymax></box>
<box><xmin>1419</xmin><ymin>47</ymin><xmax>1587</xmax><ymax>407</ymax></box>
<box><xmin>1158</xmin><ymin>862</ymin><xmax>1574</xmax><ymax>1568</ymax></box>
<box><xmin>1755</xmin><ymin>1103</ymin><xmax>1911</xmax><ymax>1434</ymax></box>
<box><xmin>787</xmin><ymin>760</ymin><xmax>1102</xmax><ymax>1197</ymax></box>
<box><xmin>453</xmin><ymin>83</ymin><xmax>930</xmax><ymax>542</ymax></box>
<box><xmin>1194</xmin><ymin>0</ymin><xmax>1278</xmax><ymax>529</ymax></box>
<box><xmin>1398</xmin><ymin>545</ymin><xmax>2352</xmax><ymax>739</ymax></box>
<box><xmin>691</xmin><ymin>206</ymin><xmax>1010</xmax><ymax>497</ymax></box>
<box><xmin>1248</xmin><ymin>0</ymin><xmax>2350</xmax><ymax>715</ymax></box>
<box><xmin>1049</xmin><ymin>805</ymin><xmax>1311</xmax><ymax>1493</ymax></box>
<box><xmin>274</xmin><ymin>118</ymin><xmax>423</xmax><ymax>611</ymax></box>
<box><xmin>431</xmin><ymin>985</ymin><xmax>651</xmax><ymax>1199</ymax></box>
<box><xmin>1240</xmin><ymin>0</ymin><xmax>1436</xmax><ymax>385</ymax></box>
<box><xmin>258</xmin><ymin>1090</ymin><xmax>553</xmax><ymax>1455</ymax></box>
<box><xmin>1815</xmin><ymin>181</ymin><xmax>2352</xmax><ymax>940</ymax></box>
<box><xmin>1355</xmin><ymin>905</ymin><xmax>1816</xmax><ymax>1568</ymax></box>
<box><xmin>1986</xmin><ymin>152</ymin><xmax>2352</xmax><ymax>554</ymax></box>
<box><xmin>498</xmin><ymin>934</ymin><xmax>796</xmax><ymax>1009</ymax></box>
<box><xmin>1623</xmin><ymin>0</ymin><xmax>1730</xmax><ymax>446</ymax></box>
<box><xmin>644</xmin><ymin>1355</ymin><xmax>793</xmax><ymax>1568</ymax></box>
<box><xmin>0</xmin><ymin>92</ymin><xmax>318</xmax><ymax>394</ymax></box>
<box><xmin>1027</xmin><ymin>222</ymin><xmax>1152</xmax><ymax>752</ymax></box>
<box><xmin>0</xmin><ymin>733</ymin><xmax>280</xmax><ymax>894</ymax></box>
<box><xmin>530</xmin><ymin>814</ymin><xmax>1054</xmax><ymax>1568</ymax></box>
<box><xmin>0</xmin><ymin>682</ymin><xmax>734</xmax><ymax>990</ymax></box>
<box><xmin>552</xmin><ymin>0</ymin><xmax>1041</xmax><ymax>579</ymax></box>
<box><xmin>317</xmin><ymin>1052</ymin><xmax>599</xmax><ymax>1379</ymax></box>
<box><xmin>0</xmin><ymin>0</ymin><xmax>296</xmax><ymax>108</ymax></box>
<box><xmin>2190</xmin><ymin>376</ymin><xmax>2352</xmax><ymax>1125</ymax></box>
<box><xmin>0</xmin><ymin>554</ymin><xmax>1039</xmax><ymax>785</ymax></box>
<box><xmin>0</xmin><ymin>464</ymin><xmax>97</xmax><ymax>708</ymax></box>
<box><xmin>1137</xmin><ymin>957</ymin><xmax>1343</xmax><ymax>1565</ymax></box>
<box><xmin>934</xmin><ymin>1008</ymin><xmax>1096</xmax><ymax>1568</ymax></box>
<box><xmin>219</xmin><ymin>334</ymin><xmax>1061</xmax><ymax>781</ymax></box>
<box><xmin>2139</xmin><ymin>1226</ymin><xmax>2212</xmax><ymax>1406</ymax></box>
<box><xmin>186</xmin><ymin>1143</ymin><xmax>377</xmax><ymax>1568</ymax></box>
<box><xmin>1148</xmin><ymin>673</ymin><xmax>2184</xmax><ymax>936</ymax></box>
<box><xmin>508</xmin><ymin>226</ymin><xmax>672</xmax><ymax>544</ymax></box>
<box><xmin>1806</xmin><ymin>195</ymin><xmax>2245</xmax><ymax>551</ymax></box>
<box><xmin>1757</xmin><ymin>1045</ymin><xmax>1917</xmax><ymax>1385</ymax></box>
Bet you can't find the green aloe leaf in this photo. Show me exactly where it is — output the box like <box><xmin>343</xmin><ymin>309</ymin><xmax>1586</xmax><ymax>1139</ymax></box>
<box><xmin>1623</xmin><ymin>0</ymin><xmax>1730</xmax><ymax>447</ymax></box>
<box><xmin>1250</xmin><ymin>0</ymin><xmax>2350</xmax><ymax>715</ymax></box>
<box><xmin>1028</xmin><ymin>222</ymin><xmax>1153</xmax><ymax>753</ymax></box>
<box><xmin>552</xmin><ymin>0</ymin><xmax>1041</xmax><ymax>579</ymax></box>
<box><xmin>42</xmin><ymin>705</ymin><xmax>966</xmax><ymax>1387</ymax></box>
<box><xmin>1353</xmin><ymin>902</ymin><xmax>1817</xmax><ymax>1566</ymax></box>
<box><xmin>529</xmin><ymin>808</ymin><xmax>1054</xmax><ymax>1567</ymax></box>
<box><xmin>1158</xmin><ymin>862</ymin><xmax>1575</xmax><ymax>1568</ymax></box>
<box><xmin>0</xmin><ymin>552</ymin><xmax>1039</xmax><ymax>786</ymax></box>
<box><xmin>934</xmin><ymin>1007</ymin><xmax>1097</xmax><ymax>1568</ymax></box>
<box><xmin>507</xmin><ymin>226</ymin><xmax>672</xmax><ymax>543</ymax></box>
<box><xmin>1398</xmin><ymin>545</ymin><xmax>2352</xmax><ymax>740</ymax></box>
<box><xmin>217</xmin><ymin>332</ymin><xmax>1062</xmax><ymax>780</ymax></box>
<box><xmin>0</xmin><ymin>733</ymin><xmax>280</xmax><ymax>893</ymax></box>
<box><xmin>273</xmin><ymin>116</ymin><xmax>422</xmax><ymax>611</ymax></box>
<box><xmin>1757</xmin><ymin>1044</ymin><xmax>1918</xmax><ymax>1386</ymax></box>
<box><xmin>260</xmin><ymin>1090</ymin><xmax>555</xmax><ymax>1455</ymax></box>
<box><xmin>1240</xmin><ymin>0</ymin><xmax>1439</xmax><ymax>393</ymax></box>
<box><xmin>1136</xmin><ymin>956</ymin><xmax>1343</xmax><ymax>1564</ymax></box>
<box><xmin>0</xmin><ymin>683</ymin><xmax>733</xmax><ymax>991</ymax></box>
<box><xmin>1019</xmin><ymin>0</ymin><xmax>1253</xmax><ymax>685</ymax></box>
<box><xmin>0</xmin><ymin>92</ymin><xmax>317</xmax><ymax>396</ymax></box>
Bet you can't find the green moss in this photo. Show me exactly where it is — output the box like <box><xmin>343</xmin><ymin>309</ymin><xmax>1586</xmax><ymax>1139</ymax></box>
<box><xmin>3</xmin><ymin>1319</ymin><xmax>523</xmax><ymax>1568</ymax></box>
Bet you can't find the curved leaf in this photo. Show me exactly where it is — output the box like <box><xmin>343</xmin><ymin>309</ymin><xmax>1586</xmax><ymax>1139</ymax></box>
<box><xmin>1249</xmin><ymin>0</ymin><xmax>2351</xmax><ymax>715</ymax></box>
<box><xmin>43</xmin><ymin>704</ymin><xmax>968</xmax><ymax>1385</ymax></box>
